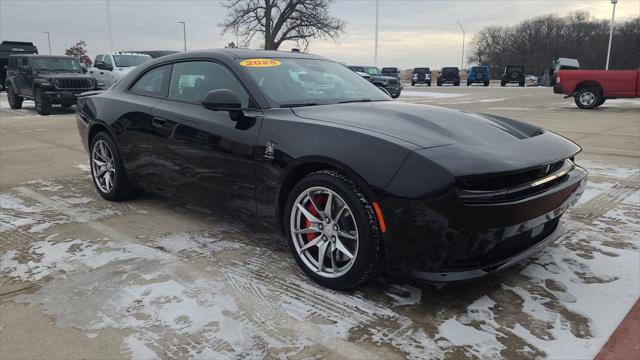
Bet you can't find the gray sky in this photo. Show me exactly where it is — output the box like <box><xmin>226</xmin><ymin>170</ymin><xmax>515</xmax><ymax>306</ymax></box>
<box><xmin>1</xmin><ymin>0</ymin><xmax>638</xmax><ymax>68</ymax></box>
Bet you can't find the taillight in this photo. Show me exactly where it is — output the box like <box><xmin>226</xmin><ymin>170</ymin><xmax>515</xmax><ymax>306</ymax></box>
<box><xmin>556</xmin><ymin>76</ymin><xmax>560</xmax><ymax>83</ymax></box>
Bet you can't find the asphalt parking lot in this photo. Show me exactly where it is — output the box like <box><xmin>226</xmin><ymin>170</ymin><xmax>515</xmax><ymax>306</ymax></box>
<box><xmin>1</xmin><ymin>86</ymin><xmax>639</xmax><ymax>359</ymax></box>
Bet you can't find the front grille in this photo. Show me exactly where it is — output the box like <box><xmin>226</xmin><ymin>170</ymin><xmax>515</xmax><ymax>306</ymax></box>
<box><xmin>55</xmin><ymin>78</ymin><xmax>94</xmax><ymax>90</ymax></box>
<box><xmin>458</xmin><ymin>159</ymin><xmax>573</xmax><ymax>204</ymax></box>
<box><xmin>387</xmin><ymin>78</ymin><xmax>399</xmax><ymax>85</ymax></box>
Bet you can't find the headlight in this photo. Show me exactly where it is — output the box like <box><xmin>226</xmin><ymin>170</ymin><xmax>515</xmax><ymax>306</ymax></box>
<box><xmin>412</xmin><ymin>74</ymin><xmax>418</xmax><ymax>79</ymax></box>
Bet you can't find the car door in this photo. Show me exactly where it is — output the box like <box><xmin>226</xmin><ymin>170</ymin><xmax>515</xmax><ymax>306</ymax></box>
<box><xmin>115</xmin><ymin>64</ymin><xmax>172</xmax><ymax>186</ymax></box>
<box><xmin>151</xmin><ymin>60</ymin><xmax>262</xmax><ymax>214</ymax></box>
<box><xmin>18</xmin><ymin>57</ymin><xmax>32</xmax><ymax>96</ymax></box>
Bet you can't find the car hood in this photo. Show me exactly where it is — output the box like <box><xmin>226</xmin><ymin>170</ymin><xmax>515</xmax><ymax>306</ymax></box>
<box><xmin>292</xmin><ymin>102</ymin><xmax>580</xmax><ymax>175</ymax></box>
<box><xmin>293</xmin><ymin>102</ymin><xmax>542</xmax><ymax>148</ymax></box>
<box><xmin>370</xmin><ymin>75</ymin><xmax>396</xmax><ymax>82</ymax></box>
<box><xmin>35</xmin><ymin>71</ymin><xmax>89</xmax><ymax>78</ymax></box>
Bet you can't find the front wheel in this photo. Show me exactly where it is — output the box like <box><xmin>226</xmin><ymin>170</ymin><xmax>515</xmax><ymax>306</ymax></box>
<box><xmin>7</xmin><ymin>86</ymin><xmax>23</xmax><ymax>109</ymax></box>
<box><xmin>285</xmin><ymin>170</ymin><xmax>382</xmax><ymax>290</ymax></box>
<box><xmin>484</xmin><ymin>81</ymin><xmax>490</xmax><ymax>87</ymax></box>
<box><xmin>574</xmin><ymin>87</ymin><xmax>602</xmax><ymax>109</ymax></box>
<box><xmin>34</xmin><ymin>88</ymin><xmax>52</xmax><ymax>115</ymax></box>
<box><xmin>427</xmin><ymin>81</ymin><xmax>431</xmax><ymax>86</ymax></box>
<box><xmin>90</xmin><ymin>132</ymin><xmax>139</xmax><ymax>201</ymax></box>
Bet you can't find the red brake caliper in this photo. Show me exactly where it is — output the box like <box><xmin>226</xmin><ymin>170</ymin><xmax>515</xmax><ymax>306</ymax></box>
<box><xmin>304</xmin><ymin>194</ymin><xmax>326</xmax><ymax>243</ymax></box>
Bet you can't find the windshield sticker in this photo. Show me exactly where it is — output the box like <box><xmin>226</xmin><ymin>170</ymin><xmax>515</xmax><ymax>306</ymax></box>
<box><xmin>240</xmin><ymin>59</ymin><xmax>281</xmax><ymax>67</ymax></box>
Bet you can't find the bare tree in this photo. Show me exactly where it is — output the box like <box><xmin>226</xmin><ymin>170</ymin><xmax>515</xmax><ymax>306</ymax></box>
<box><xmin>219</xmin><ymin>0</ymin><xmax>346</xmax><ymax>51</ymax></box>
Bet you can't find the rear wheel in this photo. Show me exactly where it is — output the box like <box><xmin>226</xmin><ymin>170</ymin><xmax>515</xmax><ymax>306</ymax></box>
<box><xmin>7</xmin><ymin>86</ymin><xmax>23</xmax><ymax>109</ymax></box>
<box><xmin>34</xmin><ymin>88</ymin><xmax>51</xmax><ymax>115</ymax></box>
<box><xmin>519</xmin><ymin>81</ymin><xmax>525</xmax><ymax>87</ymax></box>
<box><xmin>467</xmin><ymin>80</ymin><xmax>472</xmax><ymax>86</ymax></box>
<box><xmin>574</xmin><ymin>87</ymin><xmax>602</xmax><ymax>109</ymax></box>
<box><xmin>454</xmin><ymin>81</ymin><xmax>460</xmax><ymax>86</ymax></box>
<box><xmin>90</xmin><ymin>132</ymin><xmax>139</xmax><ymax>201</ymax></box>
<box><xmin>484</xmin><ymin>81</ymin><xmax>490</xmax><ymax>87</ymax></box>
<box><xmin>411</xmin><ymin>81</ymin><xmax>415</xmax><ymax>86</ymax></box>
<box><xmin>285</xmin><ymin>170</ymin><xmax>382</xmax><ymax>290</ymax></box>
<box><xmin>427</xmin><ymin>81</ymin><xmax>431</xmax><ymax>86</ymax></box>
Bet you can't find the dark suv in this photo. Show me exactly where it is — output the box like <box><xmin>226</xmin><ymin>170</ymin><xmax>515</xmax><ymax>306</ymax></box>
<box><xmin>348</xmin><ymin>65</ymin><xmax>403</xmax><ymax>98</ymax></box>
<box><xmin>437</xmin><ymin>67</ymin><xmax>460</xmax><ymax>86</ymax></box>
<box><xmin>411</xmin><ymin>67</ymin><xmax>431</xmax><ymax>86</ymax></box>
<box><xmin>1</xmin><ymin>41</ymin><xmax>38</xmax><ymax>91</ymax></box>
<box><xmin>501</xmin><ymin>65</ymin><xmax>525</xmax><ymax>87</ymax></box>
<box><xmin>381</xmin><ymin>67</ymin><xmax>400</xmax><ymax>79</ymax></box>
<box><xmin>5</xmin><ymin>55</ymin><xmax>97</xmax><ymax>115</ymax></box>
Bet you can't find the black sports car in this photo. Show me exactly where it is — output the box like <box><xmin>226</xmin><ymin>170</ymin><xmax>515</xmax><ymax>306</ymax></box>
<box><xmin>76</xmin><ymin>49</ymin><xmax>587</xmax><ymax>290</ymax></box>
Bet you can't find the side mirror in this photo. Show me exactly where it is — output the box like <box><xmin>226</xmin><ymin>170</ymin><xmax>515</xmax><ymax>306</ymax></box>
<box><xmin>202</xmin><ymin>89</ymin><xmax>242</xmax><ymax>112</ymax></box>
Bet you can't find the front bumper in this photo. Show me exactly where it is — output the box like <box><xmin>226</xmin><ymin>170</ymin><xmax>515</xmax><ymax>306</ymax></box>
<box><xmin>44</xmin><ymin>90</ymin><xmax>85</xmax><ymax>104</ymax></box>
<box><xmin>385</xmin><ymin>84</ymin><xmax>403</xmax><ymax>96</ymax></box>
<box><xmin>383</xmin><ymin>164</ymin><xmax>587</xmax><ymax>281</ymax></box>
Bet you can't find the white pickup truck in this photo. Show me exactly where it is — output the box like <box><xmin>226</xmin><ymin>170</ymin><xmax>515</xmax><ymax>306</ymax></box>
<box><xmin>88</xmin><ymin>52</ymin><xmax>152</xmax><ymax>89</ymax></box>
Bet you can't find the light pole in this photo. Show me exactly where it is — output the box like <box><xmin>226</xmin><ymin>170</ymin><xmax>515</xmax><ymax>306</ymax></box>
<box><xmin>605</xmin><ymin>0</ymin><xmax>618</xmax><ymax>70</ymax></box>
<box><xmin>43</xmin><ymin>31</ymin><xmax>51</xmax><ymax>54</ymax></box>
<box><xmin>374</xmin><ymin>0</ymin><xmax>379</xmax><ymax>67</ymax></box>
<box><xmin>178</xmin><ymin>21</ymin><xmax>187</xmax><ymax>52</ymax></box>
<box><xmin>105</xmin><ymin>0</ymin><xmax>113</xmax><ymax>52</ymax></box>
<box><xmin>457</xmin><ymin>20</ymin><xmax>465</xmax><ymax>70</ymax></box>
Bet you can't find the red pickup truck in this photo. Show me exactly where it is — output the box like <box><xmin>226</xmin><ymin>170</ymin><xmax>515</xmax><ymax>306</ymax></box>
<box><xmin>554</xmin><ymin>70</ymin><xmax>640</xmax><ymax>109</ymax></box>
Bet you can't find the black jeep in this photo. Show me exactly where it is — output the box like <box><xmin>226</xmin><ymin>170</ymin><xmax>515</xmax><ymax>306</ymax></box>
<box><xmin>411</xmin><ymin>67</ymin><xmax>431</xmax><ymax>86</ymax></box>
<box><xmin>5</xmin><ymin>55</ymin><xmax>97</xmax><ymax>115</ymax></box>
<box><xmin>501</xmin><ymin>65</ymin><xmax>525</xmax><ymax>87</ymax></box>
<box><xmin>437</xmin><ymin>67</ymin><xmax>460</xmax><ymax>86</ymax></box>
<box><xmin>348</xmin><ymin>65</ymin><xmax>403</xmax><ymax>98</ymax></box>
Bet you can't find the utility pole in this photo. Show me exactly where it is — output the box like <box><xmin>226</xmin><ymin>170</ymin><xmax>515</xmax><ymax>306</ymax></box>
<box><xmin>374</xmin><ymin>0</ymin><xmax>379</xmax><ymax>67</ymax></box>
<box><xmin>43</xmin><ymin>31</ymin><xmax>51</xmax><ymax>54</ymax></box>
<box><xmin>457</xmin><ymin>20</ymin><xmax>465</xmax><ymax>70</ymax></box>
<box><xmin>606</xmin><ymin>0</ymin><xmax>618</xmax><ymax>70</ymax></box>
<box><xmin>178</xmin><ymin>21</ymin><xmax>187</xmax><ymax>52</ymax></box>
<box><xmin>105</xmin><ymin>0</ymin><xmax>113</xmax><ymax>51</ymax></box>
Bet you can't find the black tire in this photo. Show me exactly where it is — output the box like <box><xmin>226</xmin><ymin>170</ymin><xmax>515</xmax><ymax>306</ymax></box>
<box><xmin>90</xmin><ymin>132</ymin><xmax>139</xmax><ymax>201</ymax></box>
<box><xmin>34</xmin><ymin>88</ymin><xmax>52</xmax><ymax>115</ymax></box>
<box><xmin>501</xmin><ymin>80</ymin><xmax>506</xmax><ymax>87</ymax></box>
<box><xmin>427</xmin><ymin>81</ymin><xmax>431</xmax><ymax>86</ymax></box>
<box><xmin>574</xmin><ymin>86</ymin><xmax>602</xmax><ymax>109</ymax></box>
<box><xmin>598</xmin><ymin>98</ymin><xmax>606</xmax><ymax>106</ymax></box>
<box><xmin>467</xmin><ymin>80</ymin><xmax>472</xmax><ymax>86</ymax></box>
<box><xmin>454</xmin><ymin>81</ymin><xmax>460</xmax><ymax>86</ymax></box>
<box><xmin>411</xmin><ymin>81</ymin><xmax>415</xmax><ymax>86</ymax></box>
<box><xmin>284</xmin><ymin>170</ymin><xmax>383</xmax><ymax>290</ymax></box>
<box><xmin>519</xmin><ymin>81</ymin><xmax>525</xmax><ymax>87</ymax></box>
<box><xmin>484</xmin><ymin>81</ymin><xmax>490</xmax><ymax>87</ymax></box>
<box><xmin>7</xmin><ymin>86</ymin><xmax>23</xmax><ymax>109</ymax></box>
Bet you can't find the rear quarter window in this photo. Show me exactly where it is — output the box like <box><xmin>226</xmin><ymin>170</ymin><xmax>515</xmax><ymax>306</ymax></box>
<box><xmin>129</xmin><ymin>65</ymin><xmax>171</xmax><ymax>97</ymax></box>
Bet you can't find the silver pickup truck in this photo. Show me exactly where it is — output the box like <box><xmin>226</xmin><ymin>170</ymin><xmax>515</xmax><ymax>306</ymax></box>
<box><xmin>88</xmin><ymin>52</ymin><xmax>151</xmax><ymax>89</ymax></box>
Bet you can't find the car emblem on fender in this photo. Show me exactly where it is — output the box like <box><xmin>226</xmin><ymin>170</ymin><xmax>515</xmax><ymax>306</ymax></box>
<box><xmin>264</xmin><ymin>141</ymin><xmax>276</xmax><ymax>160</ymax></box>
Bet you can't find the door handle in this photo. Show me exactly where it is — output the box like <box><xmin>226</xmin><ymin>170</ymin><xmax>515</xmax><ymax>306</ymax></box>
<box><xmin>151</xmin><ymin>117</ymin><xmax>168</xmax><ymax>127</ymax></box>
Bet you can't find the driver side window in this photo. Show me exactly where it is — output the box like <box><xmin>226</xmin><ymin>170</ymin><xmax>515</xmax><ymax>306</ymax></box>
<box><xmin>103</xmin><ymin>55</ymin><xmax>113</xmax><ymax>67</ymax></box>
<box><xmin>168</xmin><ymin>61</ymin><xmax>249</xmax><ymax>107</ymax></box>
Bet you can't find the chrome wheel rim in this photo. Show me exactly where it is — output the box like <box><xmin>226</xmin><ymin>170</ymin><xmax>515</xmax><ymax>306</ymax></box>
<box><xmin>290</xmin><ymin>186</ymin><xmax>359</xmax><ymax>278</ymax></box>
<box><xmin>579</xmin><ymin>92</ymin><xmax>595</xmax><ymax>106</ymax></box>
<box><xmin>91</xmin><ymin>139</ymin><xmax>116</xmax><ymax>193</ymax></box>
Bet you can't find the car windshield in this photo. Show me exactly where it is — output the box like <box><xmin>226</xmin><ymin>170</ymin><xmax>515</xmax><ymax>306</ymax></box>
<box><xmin>31</xmin><ymin>57</ymin><xmax>82</xmax><ymax>72</ymax></box>
<box><xmin>506</xmin><ymin>66</ymin><xmax>524</xmax><ymax>72</ymax></box>
<box><xmin>472</xmin><ymin>67</ymin><xmax>484</xmax><ymax>72</ymax></box>
<box><xmin>242</xmin><ymin>58</ymin><xmax>391</xmax><ymax>107</ymax></box>
<box><xmin>414</xmin><ymin>68</ymin><xmax>429</xmax><ymax>74</ymax></box>
<box><xmin>442</xmin><ymin>68</ymin><xmax>459</xmax><ymax>74</ymax></box>
<box><xmin>381</xmin><ymin>68</ymin><xmax>396</xmax><ymax>73</ymax></box>
<box><xmin>113</xmin><ymin>55</ymin><xmax>151</xmax><ymax>67</ymax></box>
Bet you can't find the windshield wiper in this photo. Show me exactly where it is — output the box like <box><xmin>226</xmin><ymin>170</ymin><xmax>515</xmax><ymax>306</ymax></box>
<box><xmin>279</xmin><ymin>103</ymin><xmax>320</xmax><ymax>108</ymax></box>
<box><xmin>338</xmin><ymin>99</ymin><xmax>375</xmax><ymax>104</ymax></box>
